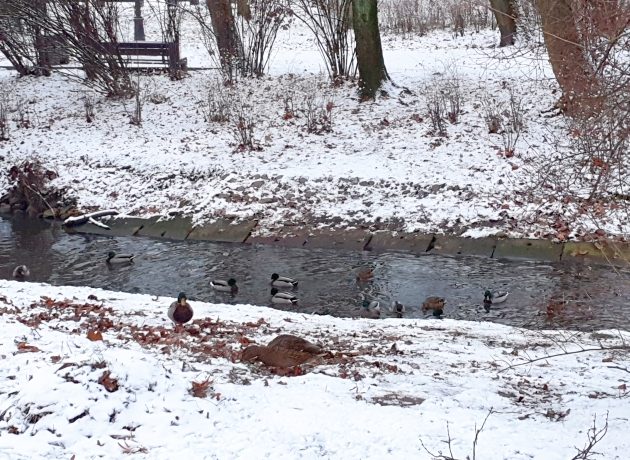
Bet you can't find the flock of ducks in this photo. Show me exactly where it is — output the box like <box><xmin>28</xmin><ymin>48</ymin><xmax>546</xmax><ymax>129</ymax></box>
<box><xmin>11</xmin><ymin>254</ymin><xmax>509</xmax><ymax>330</ymax></box>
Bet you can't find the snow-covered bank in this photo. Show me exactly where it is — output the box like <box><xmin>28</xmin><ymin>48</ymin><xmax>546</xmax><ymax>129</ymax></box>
<box><xmin>1</xmin><ymin>23</ymin><xmax>627</xmax><ymax>240</ymax></box>
<box><xmin>1</xmin><ymin>279</ymin><xmax>628</xmax><ymax>459</ymax></box>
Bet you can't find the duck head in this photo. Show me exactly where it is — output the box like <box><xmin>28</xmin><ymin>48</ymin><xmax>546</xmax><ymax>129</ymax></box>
<box><xmin>177</xmin><ymin>292</ymin><xmax>187</xmax><ymax>305</ymax></box>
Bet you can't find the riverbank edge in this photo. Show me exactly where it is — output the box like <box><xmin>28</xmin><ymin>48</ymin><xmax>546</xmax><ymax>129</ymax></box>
<box><xmin>53</xmin><ymin>214</ymin><xmax>630</xmax><ymax>267</ymax></box>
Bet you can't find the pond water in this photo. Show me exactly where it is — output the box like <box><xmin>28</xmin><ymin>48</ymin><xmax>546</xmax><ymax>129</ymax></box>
<box><xmin>0</xmin><ymin>215</ymin><xmax>628</xmax><ymax>331</ymax></box>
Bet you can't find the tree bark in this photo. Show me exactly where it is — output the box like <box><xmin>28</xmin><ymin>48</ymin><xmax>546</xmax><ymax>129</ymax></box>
<box><xmin>489</xmin><ymin>0</ymin><xmax>517</xmax><ymax>46</ymax></box>
<box><xmin>206</xmin><ymin>0</ymin><xmax>241</xmax><ymax>78</ymax></box>
<box><xmin>352</xmin><ymin>0</ymin><xmax>388</xmax><ymax>99</ymax></box>
<box><xmin>536</xmin><ymin>0</ymin><xmax>601</xmax><ymax>114</ymax></box>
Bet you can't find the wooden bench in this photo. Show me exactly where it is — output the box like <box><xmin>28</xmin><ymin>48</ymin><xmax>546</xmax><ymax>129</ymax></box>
<box><xmin>99</xmin><ymin>41</ymin><xmax>186</xmax><ymax>70</ymax></box>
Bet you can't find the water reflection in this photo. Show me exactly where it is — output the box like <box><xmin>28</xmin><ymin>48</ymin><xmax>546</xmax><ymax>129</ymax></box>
<box><xmin>0</xmin><ymin>215</ymin><xmax>628</xmax><ymax>331</ymax></box>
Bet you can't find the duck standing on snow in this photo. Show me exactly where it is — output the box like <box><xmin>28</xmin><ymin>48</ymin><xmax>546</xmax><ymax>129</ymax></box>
<box><xmin>12</xmin><ymin>265</ymin><xmax>30</xmax><ymax>280</ymax></box>
<box><xmin>391</xmin><ymin>300</ymin><xmax>406</xmax><ymax>318</ymax></box>
<box><xmin>422</xmin><ymin>296</ymin><xmax>445</xmax><ymax>318</ymax></box>
<box><xmin>270</xmin><ymin>288</ymin><xmax>298</xmax><ymax>305</ymax></box>
<box><xmin>106</xmin><ymin>252</ymin><xmax>134</xmax><ymax>264</ymax></box>
<box><xmin>211</xmin><ymin>278</ymin><xmax>238</xmax><ymax>295</ymax></box>
<box><xmin>271</xmin><ymin>273</ymin><xmax>298</xmax><ymax>288</ymax></box>
<box><xmin>168</xmin><ymin>292</ymin><xmax>193</xmax><ymax>328</ymax></box>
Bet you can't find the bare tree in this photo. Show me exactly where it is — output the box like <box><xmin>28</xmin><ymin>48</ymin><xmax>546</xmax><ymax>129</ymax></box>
<box><xmin>353</xmin><ymin>0</ymin><xmax>389</xmax><ymax>98</ymax></box>
<box><xmin>207</xmin><ymin>0</ymin><xmax>243</xmax><ymax>81</ymax></box>
<box><xmin>536</xmin><ymin>0</ymin><xmax>602</xmax><ymax>115</ymax></box>
<box><xmin>292</xmin><ymin>0</ymin><xmax>355</xmax><ymax>80</ymax></box>
<box><xmin>489</xmin><ymin>0</ymin><xmax>517</xmax><ymax>46</ymax></box>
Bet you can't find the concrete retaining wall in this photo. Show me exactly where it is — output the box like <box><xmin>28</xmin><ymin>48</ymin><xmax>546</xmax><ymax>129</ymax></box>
<box><xmin>62</xmin><ymin>216</ymin><xmax>630</xmax><ymax>267</ymax></box>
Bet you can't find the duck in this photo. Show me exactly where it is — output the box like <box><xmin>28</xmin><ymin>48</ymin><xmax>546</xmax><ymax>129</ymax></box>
<box><xmin>360</xmin><ymin>299</ymin><xmax>381</xmax><ymax>319</ymax></box>
<box><xmin>267</xmin><ymin>334</ymin><xmax>323</xmax><ymax>354</ymax></box>
<box><xmin>12</xmin><ymin>265</ymin><xmax>30</xmax><ymax>280</ymax></box>
<box><xmin>484</xmin><ymin>290</ymin><xmax>509</xmax><ymax>304</ymax></box>
<box><xmin>167</xmin><ymin>292</ymin><xmax>193</xmax><ymax>326</ymax></box>
<box><xmin>270</xmin><ymin>288</ymin><xmax>298</xmax><ymax>305</ymax></box>
<box><xmin>241</xmin><ymin>345</ymin><xmax>318</xmax><ymax>368</ymax></box>
<box><xmin>356</xmin><ymin>267</ymin><xmax>374</xmax><ymax>282</ymax></box>
<box><xmin>422</xmin><ymin>296</ymin><xmax>445</xmax><ymax>317</ymax></box>
<box><xmin>390</xmin><ymin>300</ymin><xmax>405</xmax><ymax>318</ymax></box>
<box><xmin>271</xmin><ymin>273</ymin><xmax>298</xmax><ymax>288</ymax></box>
<box><xmin>211</xmin><ymin>278</ymin><xmax>238</xmax><ymax>295</ymax></box>
<box><xmin>241</xmin><ymin>334</ymin><xmax>325</xmax><ymax>368</ymax></box>
<box><xmin>106</xmin><ymin>251</ymin><xmax>134</xmax><ymax>264</ymax></box>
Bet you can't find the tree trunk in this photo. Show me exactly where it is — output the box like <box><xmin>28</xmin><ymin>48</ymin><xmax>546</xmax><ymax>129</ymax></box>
<box><xmin>536</xmin><ymin>0</ymin><xmax>601</xmax><ymax>114</ymax></box>
<box><xmin>489</xmin><ymin>0</ymin><xmax>517</xmax><ymax>46</ymax></box>
<box><xmin>352</xmin><ymin>0</ymin><xmax>388</xmax><ymax>99</ymax></box>
<box><xmin>206</xmin><ymin>0</ymin><xmax>242</xmax><ymax>79</ymax></box>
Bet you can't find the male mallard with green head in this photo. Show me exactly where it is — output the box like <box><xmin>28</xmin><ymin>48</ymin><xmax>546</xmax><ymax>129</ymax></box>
<box><xmin>12</xmin><ymin>265</ymin><xmax>30</xmax><ymax>280</ymax></box>
<box><xmin>271</xmin><ymin>273</ymin><xmax>298</xmax><ymax>288</ymax></box>
<box><xmin>168</xmin><ymin>292</ymin><xmax>193</xmax><ymax>329</ymax></box>
<box><xmin>270</xmin><ymin>288</ymin><xmax>298</xmax><ymax>305</ymax></box>
<box><xmin>211</xmin><ymin>278</ymin><xmax>238</xmax><ymax>295</ymax></box>
<box><xmin>391</xmin><ymin>300</ymin><xmax>405</xmax><ymax>318</ymax></box>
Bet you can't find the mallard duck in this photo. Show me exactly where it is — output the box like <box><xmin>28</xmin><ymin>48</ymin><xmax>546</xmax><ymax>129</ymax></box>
<box><xmin>241</xmin><ymin>334</ymin><xmax>325</xmax><ymax>368</ymax></box>
<box><xmin>270</xmin><ymin>288</ymin><xmax>298</xmax><ymax>305</ymax></box>
<box><xmin>12</xmin><ymin>265</ymin><xmax>30</xmax><ymax>279</ymax></box>
<box><xmin>356</xmin><ymin>267</ymin><xmax>374</xmax><ymax>282</ymax></box>
<box><xmin>106</xmin><ymin>251</ymin><xmax>134</xmax><ymax>264</ymax></box>
<box><xmin>484</xmin><ymin>290</ymin><xmax>509</xmax><ymax>304</ymax></box>
<box><xmin>167</xmin><ymin>292</ymin><xmax>193</xmax><ymax>325</ymax></box>
<box><xmin>211</xmin><ymin>278</ymin><xmax>238</xmax><ymax>295</ymax></box>
<box><xmin>241</xmin><ymin>345</ymin><xmax>317</xmax><ymax>368</ymax></box>
<box><xmin>267</xmin><ymin>334</ymin><xmax>323</xmax><ymax>354</ymax></box>
<box><xmin>390</xmin><ymin>300</ymin><xmax>405</xmax><ymax>318</ymax></box>
<box><xmin>422</xmin><ymin>296</ymin><xmax>445</xmax><ymax>317</ymax></box>
<box><xmin>361</xmin><ymin>299</ymin><xmax>381</xmax><ymax>319</ymax></box>
<box><xmin>271</xmin><ymin>273</ymin><xmax>298</xmax><ymax>288</ymax></box>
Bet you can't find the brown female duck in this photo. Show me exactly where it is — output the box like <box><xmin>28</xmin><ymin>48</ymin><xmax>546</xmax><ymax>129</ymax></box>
<box><xmin>168</xmin><ymin>292</ymin><xmax>193</xmax><ymax>328</ymax></box>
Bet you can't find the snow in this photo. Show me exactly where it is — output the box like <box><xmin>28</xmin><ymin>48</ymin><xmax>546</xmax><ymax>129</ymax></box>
<box><xmin>0</xmin><ymin>279</ymin><xmax>628</xmax><ymax>459</ymax></box>
<box><xmin>1</xmin><ymin>7</ymin><xmax>627</xmax><ymax>239</ymax></box>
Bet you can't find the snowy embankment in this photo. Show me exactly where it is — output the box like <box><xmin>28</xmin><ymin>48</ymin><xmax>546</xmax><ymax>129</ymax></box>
<box><xmin>1</xmin><ymin>279</ymin><xmax>628</xmax><ymax>459</ymax></box>
<box><xmin>1</xmin><ymin>19</ymin><xmax>626</xmax><ymax>240</ymax></box>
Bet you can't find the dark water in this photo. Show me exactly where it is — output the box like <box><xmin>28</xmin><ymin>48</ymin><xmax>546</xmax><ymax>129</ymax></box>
<box><xmin>0</xmin><ymin>215</ymin><xmax>628</xmax><ymax>331</ymax></box>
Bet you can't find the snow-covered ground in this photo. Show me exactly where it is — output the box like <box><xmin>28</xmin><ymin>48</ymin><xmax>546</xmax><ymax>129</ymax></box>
<box><xmin>0</xmin><ymin>6</ymin><xmax>627</xmax><ymax>240</ymax></box>
<box><xmin>0</xmin><ymin>279</ymin><xmax>628</xmax><ymax>459</ymax></box>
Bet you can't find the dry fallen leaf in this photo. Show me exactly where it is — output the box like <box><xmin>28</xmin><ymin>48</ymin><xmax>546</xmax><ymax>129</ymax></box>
<box><xmin>190</xmin><ymin>378</ymin><xmax>212</xmax><ymax>398</ymax></box>
<box><xmin>87</xmin><ymin>330</ymin><xmax>103</xmax><ymax>341</ymax></box>
<box><xmin>50</xmin><ymin>355</ymin><xmax>62</xmax><ymax>363</ymax></box>
<box><xmin>98</xmin><ymin>371</ymin><xmax>119</xmax><ymax>392</ymax></box>
<box><xmin>16</xmin><ymin>342</ymin><xmax>41</xmax><ymax>353</ymax></box>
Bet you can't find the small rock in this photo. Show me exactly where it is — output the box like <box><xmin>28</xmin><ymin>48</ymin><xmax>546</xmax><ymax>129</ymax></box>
<box><xmin>359</xmin><ymin>180</ymin><xmax>375</xmax><ymax>187</ymax></box>
<box><xmin>298</xmin><ymin>177</ymin><xmax>308</xmax><ymax>185</ymax></box>
<box><xmin>250</xmin><ymin>180</ymin><xmax>265</xmax><ymax>189</ymax></box>
<box><xmin>259</xmin><ymin>197</ymin><xmax>277</xmax><ymax>204</ymax></box>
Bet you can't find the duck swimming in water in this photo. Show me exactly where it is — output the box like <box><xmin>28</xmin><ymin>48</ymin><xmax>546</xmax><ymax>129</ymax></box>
<box><xmin>12</xmin><ymin>265</ymin><xmax>30</xmax><ymax>280</ymax></box>
<box><xmin>106</xmin><ymin>252</ymin><xmax>134</xmax><ymax>264</ymax></box>
<box><xmin>211</xmin><ymin>278</ymin><xmax>238</xmax><ymax>295</ymax></box>
<box><xmin>271</xmin><ymin>273</ymin><xmax>298</xmax><ymax>288</ymax></box>
<box><xmin>270</xmin><ymin>288</ymin><xmax>298</xmax><ymax>305</ymax></box>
